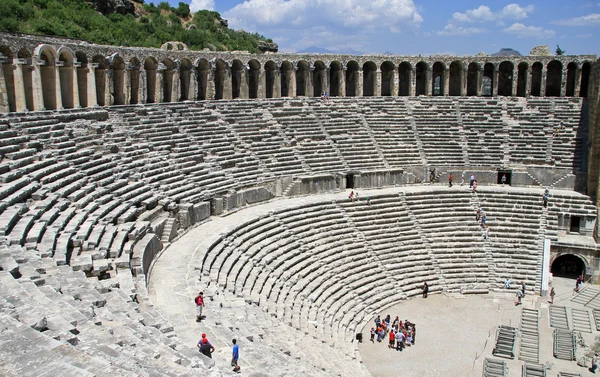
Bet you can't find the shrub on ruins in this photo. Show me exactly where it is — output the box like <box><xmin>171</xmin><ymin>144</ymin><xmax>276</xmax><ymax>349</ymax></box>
<box><xmin>0</xmin><ymin>0</ymin><xmax>275</xmax><ymax>53</ymax></box>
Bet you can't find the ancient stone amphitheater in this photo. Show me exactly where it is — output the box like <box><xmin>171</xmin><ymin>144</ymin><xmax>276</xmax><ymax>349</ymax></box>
<box><xmin>0</xmin><ymin>33</ymin><xmax>600</xmax><ymax>376</ymax></box>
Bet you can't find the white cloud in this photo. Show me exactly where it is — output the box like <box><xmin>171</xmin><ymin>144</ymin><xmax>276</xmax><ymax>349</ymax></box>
<box><xmin>554</xmin><ymin>13</ymin><xmax>600</xmax><ymax>26</ymax></box>
<box><xmin>190</xmin><ymin>0</ymin><xmax>214</xmax><ymax>12</ymax></box>
<box><xmin>453</xmin><ymin>3</ymin><xmax>534</xmax><ymax>23</ymax></box>
<box><xmin>223</xmin><ymin>0</ymin><xmax>422</xmax><ymax>52</ymax></box>
<box><xmin>575</xmin><ymin>34</ymin><xmax>592</xmax><ymax>38</ymax></box>
<box><xmin>437</xmin><ymin>24</ymin><xmax>486</xmax><ymax>36</ymax></box>
<box><xmin>502</xmin><ymin>23</ymin><xmax>555</xmax><ymax>38</ymax></box>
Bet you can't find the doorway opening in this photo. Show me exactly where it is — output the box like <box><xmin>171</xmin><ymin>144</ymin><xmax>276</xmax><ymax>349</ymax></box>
<box><xmin>497</xmin><ymin>170</ymin><xmax>512</xmax><ymax>185</ymax></box>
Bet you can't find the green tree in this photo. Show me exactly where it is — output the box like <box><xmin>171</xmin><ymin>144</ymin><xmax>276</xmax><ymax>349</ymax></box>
<box><xmin>556</xmin><ymin>45</ymin><xmax>565</xmax><ymax>55</ymax></box>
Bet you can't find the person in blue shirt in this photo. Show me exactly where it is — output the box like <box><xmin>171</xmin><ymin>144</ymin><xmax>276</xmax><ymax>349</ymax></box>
<box><xmin>232</xmin><ymin>339</ymin><xmax>240</xmax><ymax>372</ymax></box>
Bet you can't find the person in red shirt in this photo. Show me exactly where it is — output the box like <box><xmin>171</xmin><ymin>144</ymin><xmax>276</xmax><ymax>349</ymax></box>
<box><xmin>388</xmin><ymin>329</ymin><xmax>395</xmax><ymax>349</ymax></box>
<box><xmin>194</xmin><ymin>292</ymin><xmax>204</xmax><ymax>322</ymax></box>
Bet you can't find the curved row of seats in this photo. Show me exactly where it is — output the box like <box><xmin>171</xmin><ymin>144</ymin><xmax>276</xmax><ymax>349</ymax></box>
<box><xmin>200</xmin><ymin>187</ymin><xmax>596</xmax><ymax>375</ymax></box>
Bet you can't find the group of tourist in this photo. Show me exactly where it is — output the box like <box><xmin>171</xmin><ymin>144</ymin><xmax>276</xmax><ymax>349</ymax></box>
<box><xmin>475</xmin><ymin>207</ymin><xmax>490</xmax><ymax>240</ymax></box>
<box><xmin>348</xmin><ymin>191</ymin><xmax>371</xmax><ymax>205</ymax></box>
<box><xmin>370</xmin><ymin>314</ymin><xmax>417</xmax><ymax>352</ymax></box>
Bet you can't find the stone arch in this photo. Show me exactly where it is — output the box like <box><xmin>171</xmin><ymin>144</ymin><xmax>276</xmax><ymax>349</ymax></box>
<box><xmin>380</xmin><ymin>61</ymin><xmax>395</xmax><ymax>96</ymax></box>
<box><xmin>398</xmin><ymin>62</ymin><xmax>411</xmax><ymax>96</ymax></box>
<box><xmin>231</xmin><ymin>59</ymin><xmax>244</xmax><ymax>99</ymax></box>
<box><xmin>17</xmin><ymin>48</ymin><xmax>34</xmax><ymax>111</ymax></box>
<box><xmin>248</xmin><ymin>59</ymin><xmax>261</xmax><ymax>99</ymax></box>
<box><xmin>162</xmin><ymin>58</ymin><xmax>175</xmax><ymax>103</ymax></box>
<box><xmin>280</xmin><ymin>61</ymin><xmax>293</xmax><ymax>97</ymax></box>
<box><xmin>565</xmin><ymin>62</ymin><xmax>577</xmax><ymax>97</ymax></box>
<box><xmin>531</xmin><ymin>62</ymin><xmax>543</xmax><ymax>97</ymax></box>
<box><xmin>179</xmin><ymin>58</ymin><xmax>193</xmax><ymax>101</ymax></box>
<box><xmin>498</xmin><ymin>61</ymin><xmax>513</xmax><ymax>97</ymax></box>
<box><xmin>362</xmin><ymin>61</ymin><xmax>377</xmax><ymax>96</ymax></box>
<box><xmin>264</xmin><ymin>61</ymin><xmax>277</xmax><ymax>99</ymax></box>
<box><xmin>58</xmin><ymin>47</ymin><xmax>77</xmax><ymax>109</ymax></box>
<box><xmin>449</xmin><ymin>61</ymin><xmax>463</xmax><ymax>96</ymax></box>
<box><xmin>196</xmin><ymin>58</ymin><xmax>210</xmax><ymax>100</ymax></box>
<box><xmin>329</xmin><ymin>61</ymin><xmax>342</xmax><ymax>97</ymax></box>
<box><xmin>482</xmin><ymin>63</ymin><xmax>494</xmax><ymax>97</ymax></box>
<box><xmin>313</xmin><ymin>61</ymin><xmax>327</xmax><ymax>97</ymax></box>
<box><xmin>415</xmin><ymin>61</ymin><xmax>428</xmax><ymax>96</ymax></box>
<box><xmin>36</xmin><ymin>45</ymin><xmax>59</xmax><ymax>109</ymax></box>
<box><xmin>214</xmin><ymin>59</ymin><xmax>228</xmax><ymax>100</ymax></box>
<box><xmin>128</xmin><ymin>58</ymin><xmax>141</xmax><ymax>104</ymax></box>
<box><xmin>467</xmin><ymin>62</ymin><xmax>479</xmax><ymax>96</ymax></box>
<box><xmin>75</xmin><ymin>52</ymin><xmax>88</xmax><ymax>107</ymax></box>
<box><xmin>580</xmin><ymin>62</ymin><xmax>591</xmax><ymax>97</ymax></box>
<box><xmin>345</xmin><ymin>60</ymin><xmax>359</xmax><ymax>97</ymax></box>
<box><xmin>0</xmin><ymin>46</ymin><xmax>16</xmax><ymax>112</ymax></box>
<box><xmin>296</xmin><ymin>60</ymin><xmax>309</xmax><ymax>97</ymax></box>
<box><xmin>516</xmin><ymin>62</ymin><xmax>528</xmax><ymax>97</ymax></box>
<box><xmin>432</xmin><ymin>62</ymin><xmax>444</xmax><ymax>96</ymax></box>
<box><xmin>551</xmin><ymin>253</ymin><xmax>587</xmax><ymax>278</ymax></box>
<box><xmin>109</xmin><ymin>55</ymin><xmax>125</xmax><ymax>105</ymax></box>
<box><xmin>144</xmin><ymin>57</ymin><xmax>158</xmax><ymax>103</ymax></box>
<box><xmin>545</xmin><ymin>60</ymin><xmax>562</xmax><ymax>97</ymax></box>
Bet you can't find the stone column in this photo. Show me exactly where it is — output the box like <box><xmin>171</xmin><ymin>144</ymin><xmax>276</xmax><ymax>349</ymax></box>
<box><xmin>477</xmin><ymin>68</ymin><xmax>484</xmax><ymax>96</ymax></box>
<box><xmin>288</xmin><ymin>68</ymin><xmax>297</xmax><ymax>97</ymax></box>
<box><xmin>206</xmin><ymin>68</ymin><xmax>215</xmax><ymax>100</ymax></box>
<box><xmin>375</xmin><ymin>69</ymin><xmax>382</xmax><ymax>96</ymax></box>
<box><xmin>357</xmin><ymin>70</ymin><xmax>364</xmax><ymax>97</ymax></box>
<box><xmin>222</xmin><ymin>66</ymin><xmax>232</xmax><ymax>100</ymax></box>
<box><xmin>426</xmin><ymin>68</ymin><xmax>432</xmax><ymax>96</ymax></box>
<box><xmin>392</xmin><ymin>68</ymin><xmax>399</xmax><ymax>96</ymax></box>
<box><xmin>273</xmin><ymin>68</ymin><xmax>281</xmax><ymax>98</ymax></box>
<box><xmin>323</xmin><ymin>68</ymin><xmax>329</xmax><ymax>96</ymax></box>
<box><xmin>306</xmin><ymin>67</ymin><xmax>314</xmax><ymax>97</ymax></box>
<box><xmin>189</xmin><ymin>69</ymin><xmax>198</xmax><ymax>101</ymax></box>
<box><xmin>560</xmin><ymin>69</ymin><xmax>567</xmax><ymax>97</ymax></box>
<box><xmin>53</xmin><ymin>63</ymin><xmax>63</xmax><ymax>109</ymax></box>
<box><xmin>138</xmin><ymin>68</ymin><xmax>147</xmax><ymax>104</ymax></box>
<box><xmin>511</xmin><ymin>69</ymin><xmax>518</xmax><ymax>97</ymax></box>
<box><xmin>155</xmin><ymin>64</ymin><xmax>165</xmax><ymax>103</ymax></box>
<box><xmin>462</xmin><ymin>68</ymin><xmax>468</xmax><ymax>96</ymax></box>
<box><xmin>12</xmin><ymin>60</ymin><xmax>29</xmax><ymax>112</ymax></box>
<box><xmin>240</xmin><ymin>66</ymin><xmax>249</xmax><ymax>99</ymax></box>
<box><xmin>258</xmin><ymin>69</ymin><xmax>266</xmax><ymax>98</ymax></box>
<box><xmin>540</xmin><ymin>66</ymin><xmax>547</xmax><ymax>96</ymax></box>
<box><xmin>103</xmin><ymin>68</ymin><xmax>111</xmax><ymax>106</ymax></box>
<box><xmin>492</xmin><ymin>66</ymin><xmax>499</xmax><ymax>97</ymax></box>
<box><xmin>71</xmin><ymin>63</ymin><xmax>80</xmax><ymax>108</ymax></box>
<box><xmin>574</xmin><ymin>67</ymin><xmax>582</xmax><ymax>97</ymax></box>
<box><xmin>30</xmin><ymin>61</ymin><xmax>45</xmax><ymax>110</ymax></box>
<box><xmin>87</xmin><ymin>63</ymin><xmax>99</xmax><ymax>107</ymax></box>
<box><xmin>339</xmin><ymin>67</ymin><xmax>346</xmax><ymax>97</ymax></box>
<box><xmin>525</xmin><ymin>66</ymin><xmax>532</xmax><ymax>97</ymax></box>
<box><xmin>0</xmin><ymin>62</ymin><xmax>8</xmax><ymax>113</ymax></box>
<box><xmin>410</xmin><ymin>68</ymin><xmax>416</xmax><ymax>96</ymax></box>
<box><xmin>443</xmin><ymin>67</ymin><xmax>450</xmax><ymax>96</ymax></box>
<box><xmin>171</xmin><ymin>68</ymin><xmax>180</xmax><ymax>102</ymax></box>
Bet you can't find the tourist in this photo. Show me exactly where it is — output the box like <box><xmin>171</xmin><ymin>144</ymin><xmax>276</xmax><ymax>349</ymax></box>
<box><xmin>375</xmin><ymin>315</ymin><xmax>381</xmax><ymax>327</ymax></box>
<box><xmin>366</xmin><ymin>196</ymin><xmax>371</xmax><ymax>205</ymax></box>
<box><xmin>521</xmin><ymin>281</ymin><xmax>526</xmax><ymax>296</ymax></box>
<box><xmin>411</xmin><ymin>324</ymin><xmax>416</xmax><ymax>344</ymax></box>
<box><xmin>392</xmin><ymin>316</ymin><xmax>399</xmax><ymax>330</ymax></box>
<box><xmin>349</xmin><ymin>191</ymin><xmax>354</xmax><ymax>202</ymax></box>
<box><xmin>231</xmin><ymin>339</ymin><xmax>240</xmax><ymax>372</ymax></box>
<box><xmin>385</xmin><ymin>314</ymin><xmax>391</xmax><ymax>327</ymax></box>
<box><xmin>501</xmin><ymin>174</ymin><xmax>507</xmax><ymax>186</ymax></box>
<box><xmin>542</xmin><ymin>189</ymin><xmax>549</xmax><ymax>208</ymax></box>
<box><xmin>469</xmin><ymin>174</ymin><xmax>475</xmax><ymax>188</ymax></box>
<box><xmin>388</xmin><ymin>329</ymin><xmax>395</xmax><ymax>349</ymax></box>
<box><xmin>460</xmin><ymin>172</ymin><xmax>465</xmax><ymax>186</ymax></box>
<box><xmin>370</xmin><ymin>327</ymin><xmax>375</xmax><ymax>342</ymax></box>
<box><xmin>515</xmin><ymin>288</ymin><xmax>523</xmax><ymax>305</ymax></box>
<box><xmin>504</xmin><ymin>278</ymin><xmax>512</xmax><ymax>289</ymax></box>
<box><xmin>422</xmin><ymin>281</ymin><xmax>429</xmax><ymax>298</ymax></box>
<box><xmin>549</xmin><ymin>287</ymin><xmax>555</xmax><ymax>304</ymax></box>
<box><xmin>449</xmin><ymin>173</ymin><xmax>453</xmax><ymax>187</ymax></box>
<box><xmin>376</xmin><ymin>324</ymin><xmax>383</xmax><ymax>342</ymax></box>
<box><xmin>476</xmin><ymin>208</ymin><xmax>481</xmax><ymax>222</ymax></box>
<box><xmin>472</xmin><ymin>180</ymin><xmax>478</xmax><ymax>192</ymax></box>
<box><xmin>194</xmin><ymin>291</ymin><xmax>204</xmax><ymax>322</ymax></box>
<box><xmin>481</xmin><ymin>212</ymin><xmax>487</xmax><ymax>225</ymax></box>
<box><xmin>482</xmin><ymin>226</ymin><xmax>489</xmax><ymax>240</ymax></box>
<box><xmin>406</xmin><ymin>330</ymin><xmax>413</xmax><ymax>345</ymax></box>
<box><xmin>355</xmin><ymin>192</ymin><xmax>359</xmax><ymax>201</ymax></box>
<box><xmin>198</xmin><ymin>337</ymin><xmax>215</xmax><ymax>358</ymax></box>
<box><xmin>590</xmin><ymin>352</ymin><xmax>599</xmax><ymax>373</ymax></box>
<box><xmin>396</xmin><ymin>329</ymin><xmax>405</xmax><ymax>351</ymax></box>
<box><xmin>575</xmin><ymin>274</ymin><xmax>584</xmax><ymax>292</ymax></box>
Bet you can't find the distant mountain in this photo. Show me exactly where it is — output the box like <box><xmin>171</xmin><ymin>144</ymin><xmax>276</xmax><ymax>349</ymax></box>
<box><xmin>492</xmin><ymin>48</ymin><xmax>522</xmax><ymax>57</ymax></box>
<box><xmin>297</xmin><ymin>46</ymin><xmax>365</xmax><ymax>55</ymax></box>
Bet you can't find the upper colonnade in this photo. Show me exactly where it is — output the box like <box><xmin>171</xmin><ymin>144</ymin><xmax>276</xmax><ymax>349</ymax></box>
<box><xmin>0</xmin><ymin>32</ymin><xmax>596</xmax><ymax>113</ymax></box>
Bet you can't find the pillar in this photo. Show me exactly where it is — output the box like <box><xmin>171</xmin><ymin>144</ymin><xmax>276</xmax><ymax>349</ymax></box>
<box><xmin>258</xmin><ymin>69</ymin><xmax>266</xmax><ymax>99</ymax></box>
<box><xmin>323</xmin><ymin>68</ymin><xmax>329</xmax><ymax>96</ymax></box>
<box><xmin>138</xmin><ymin>68</ymin><xmax>146</xmax><ymax>104</ymax></box>
<box><xmin>189</xmin><ymin>69</ymin><xmax>198</xmax><ymax>100</ymax></box>
<box><xmin>0</xmin><ymin>62</ymin><xmax>8</xmax><ymax>113</ymax></box>
<box><xmin>560</xmin><ymin>70</ymin><xmax>567</xmax><ymax>97</ymax></box>
<box><xmin>71</xmin><ymin>64</ymin><xmax>80</xmax><ymax>108</ymax></box>
<box><xmin>273</xmin><ymin>68</ymin><xmax>281</xmax><ymax>98</ymax></box>
<box><xmin>339</xmin><ymin>67</ymin><xmax>346</xmax><ymax>97</ymax></box>
<box><xmin>375</xmin><ymin>69</ymin><xmax>382</xmax><ymax>96</ymax></box>
<box><xmin>102</xmin><ymin>67</ymin><xmax>110</xmax><ymax>106</ymax></box>
<box><xmin>240</xmin><ymin>67</ymin><xmax>249</xmax><ymax>99</ymax></box>
<box><xmin>171</xmin><ymin>68</ymin><xmax>180</xmax><ymax>102</ymax></box>
<box><xmin>393</xmin><ymin>67</ymin><xmax>400</xmax><ymax>96</ymax></box>
<box><xmin>31</xmin><ymin>62</ymin><xmax>45</xmax><ymax>110</ymax></box>
<box><xmin>526</xmin><ymin>66</ymin><xmax>532</xmax><ymax>97</ymax></box>
<box><xmin>223</xmin><ymin>66</ymin><xmax>232</xmax><ymax>100</ymax></box>
<box><xmin>540</xmin><ymin>67</ymin><xmax>547</xmax><ymax>96</ymax></box>
<box><xmin>573</xmin><ymin>67</ymin><xmax>582</xmax><ymax>97</ymax></box>
<box><xmin>306</xmin><ymin>67</ymin><xmax>314</xmax><ymax>97</ymax></box>
<box><xmin>357</xmin><ymin>70</ymin><xmax>364</xmax><ymax>97</ymax></box>
<box><xmin>443</xmin><ymin>68</ymin><xmax>450</xmax><ymax>96</ymax></box>
<box><xmin>87</xmin><ymin>63</ymin><xmax>99</xmax><ymax>107</ymax></box>
<box><xmin>410</xmin><ymin>68</ymin><xmax>416</xmax><ymax>96</ymax></box>
<box><xmin>511</xmin><ymin>69</ymin><xmax>518</xmax><ymax>97</ymax></box>
<box><xmin>53</xmin><ymin>63</ymin><xmax>63</xmax><ymax>109</ymax></box>
<box><xmin>206</xmin><ymin>68</ymin><xmax>215</xmax><ymax>100</ymax></box>
<box><xmin>462</xmin><ymin>68</ymin><xmax>468</xmax><ymax>96</ymax></box>
<box><xmin>426</xmin><ymin>68</ymin><xmax>432</xmax><ymax>96</ymax></box>
<box><xmin>155</xmin><ymin>64</ymin><xmax>165</xmax><ymax>103</ymax></box>
<box><xmin>492</xmin><ymin>66</ymin><xmax>499</xmax><ymax>97</ymax></box>
<box><xmin>477</xmin><ymin>68</ymin><xmax>484</xmax><ymax>96</ymax></box>
<box><xmin>12</xmin><ymin>60</ymin><xmax>28</xmax><ymax>112</ymax></box>
<box><xmin>124</xmin><ymin>68</ymin><xmax>132</xmax><ymax>105</ymax></box>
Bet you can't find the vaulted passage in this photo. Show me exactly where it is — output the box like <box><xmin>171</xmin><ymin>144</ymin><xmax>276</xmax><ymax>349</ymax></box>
<box><xmin>248</xmin><ymin>59</ymin><xmax>261</xmax><ymax>99</ymax></box>
<box><xmin>196</xmin><ymin>59</ymin><xmax>210</xmax><ymax>101</ymax></box>
<box><xmin>264</xmin><ymin>61</ymin><xmax>277</xmax><ymax>99</ymax></box>
<box><xmin>432</xmin><ymin>62</ymin><xmax>444</xmax><ymax>96</ymax></box>
<box><xmin>144</xmin><ymin>57</ymin><xmax>157</xmax><ymax>104</ymax></box>
<box><xmin>498</xmin><ymin>61</ymin><xmax>513</xmax><ymax>97</ymax></box>
<box><xmin>231</xmin><ymin>60</ymin><xmax>244</xmax><ymax>99</ymax></box>
<box><xmin>449</xmin><ymin>61</ymin><xmax>462</xmax><ymax>96</ymax></box>
<box><xmin>1</xmin><ymin>47</ymin><xmax>16</xmax><ymax>112</ymax></box>
<box><xmin>111</xmin><ymin>56</ymin><xmax>125</xmax><ymax>105</ymax></box>
<box><xmin>551</xmin><ymin>254</ymin><xmax>586</xmax><ymax>279</ymax></box>
<box><xmin>482</xmin><ymin>63</ymin><xmax>493</xmax><ymax>97</ymax></box>
<box><xmin>214</xmin><ymin>59</ymin><xmax>227</xmax><ymax>100</ymax></box>
<box><xmin>329</xmin><ymin>61</ymin><xmax>342</xmax><ymax>97</ymax></box>
<box><xmin>398</xmin><ymin>62</ymin><xmax>411</xmax><ymax>96</ymax></box>
<box><xmin>280</xmin><ymin>61</ymin><xmax>293</xmax><ymax>97</ymax></box>
<box><xmin>362</xmin><ymin>61</ymin><xmax>376</xmax><ymax>96</ymax></box>
<box><xmin>545</xmin><ymin>60</ymin><xmax>562</xmax><ymax>97</ymax></box>
<box><xmin>296</xmin><ymin>61</ymin><xmax>309</xmax><ymax>97</ymax></box>
<box><xmin>162</xmin><ymin>59</ymin><xmax>175</xmax><ymax>103</ymax></box>
<box><xmin>129</xmin><ymin>58</ymin><xmax>140</xmax><ymax>105</ymax></box>
<box><xmin>345</xmin><ymin>61</ymin><xmax>359</xmax><ymax>97</ymax></box>
<box><xmin>40</xmin><ymin>48</ymin><xmax>58</xmax><ymax>109</ymax></box>
<box><xmin>467</xmin><ymin>63</ymin><xmax>479</xmax><ymax>96</ymax></box>
<box><xmin>516</xmin><ymin>62</ymin><xmax>527</xmax><ymax>97</ymax></box>
<box><xmin>531</xmin><ymin>62</ymin><xmax>543</xmax><ymax>97</ymax></box>
<box><xmin>381</xmin><ymin>61</ymin><xmax>394</xmax><ymax>96</ymax></box>
<box><xmin>565</xmin><ymin>62</ymin><xmax>577</xmax><ymax>97</ymax></box>
<box><xmin>179</xmin><ymin>59</ymin><xmax>193</xmax><ymax>101</ymax></box>
<box><xmin>18</xmin><ymin>48</ymin><xmax>34</xmax><ymax>111</ymax></box>
<box><xmin>313</xmin><ymin>61</ymin><xmax>327</xmax><ymax>97</ymax></box>
<box><xmin>580</xmin><ymin>62</ymin><xmax>591</xmax><ymax>97</ymax></box>
<box><xmin>415</xmin><ymin>62</ymin><xmax>427</xmax><ymax>96</ymax></box>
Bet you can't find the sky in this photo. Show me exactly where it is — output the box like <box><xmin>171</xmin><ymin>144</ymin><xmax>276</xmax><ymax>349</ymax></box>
<box><xmin>154</xmin><ymin>0</ymin><xmax>600</xmax><ymax>56</ymax></box>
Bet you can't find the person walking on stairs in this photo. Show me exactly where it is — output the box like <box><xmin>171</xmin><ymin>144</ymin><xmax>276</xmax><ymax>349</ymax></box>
<box><xmin>232</xmin><ymin>339</ymin><xmax>241</xmax><ymax>372</ymax></box>
<box><xmin>194</xmin><ymin>292</ymin><xmax>204</xmax><ymax>322</ymax></box>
